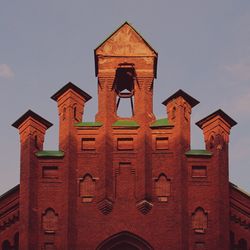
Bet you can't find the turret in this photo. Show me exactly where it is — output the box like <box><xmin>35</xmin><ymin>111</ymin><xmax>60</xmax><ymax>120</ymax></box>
<box><xmin>196</xmin><ymin>109</ymin><xmax>237</xmax><ymax>152</ymax></box>
<box><xmin>51</xmin><ymin>82</ymin><xmax>91</xmax><ymax>151</ymax></box>
<box><xmin>12</xmin><ymin>110</ymin><xmax>52</xmax><ymax>250</ymax></box>
<box><xmin>51</xmin><ymin>82</ymin><xmax>91</xmax><ymax>249</ymax></box>
<box><xmin>162</xmin><ymin>89</ymin><xmax>199</xmax><ymax>151</ymax></box>
<box><xmin>196</xmin><ymin>109</ymin><xmax>237</xmax><ymax>249</ymax></box>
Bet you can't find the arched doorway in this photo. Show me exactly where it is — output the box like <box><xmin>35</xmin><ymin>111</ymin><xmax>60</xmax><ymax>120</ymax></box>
<box><xmin>96</xmin><ymin>231</ymin><xmax>153</xmax><ymax>250</ymax></box>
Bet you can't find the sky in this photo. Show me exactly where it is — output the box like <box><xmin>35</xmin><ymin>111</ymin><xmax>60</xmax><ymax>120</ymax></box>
<box><xmin>0</xmin><ymin>0</ymin><xmax>250</xmax><ymax>194</ymax></box>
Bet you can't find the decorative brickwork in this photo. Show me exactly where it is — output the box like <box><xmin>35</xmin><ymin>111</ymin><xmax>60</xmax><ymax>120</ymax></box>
<box><xmin>0</xmin><ymin>22</ymin><xmax>249</xmax><ymax>249</ymax></box>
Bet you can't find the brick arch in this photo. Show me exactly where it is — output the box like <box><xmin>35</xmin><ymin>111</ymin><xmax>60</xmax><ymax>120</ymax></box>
<box><xmin>96</xmin><ymin>231</ymin><xmax>153</xmax><ymax>250</ymax></box>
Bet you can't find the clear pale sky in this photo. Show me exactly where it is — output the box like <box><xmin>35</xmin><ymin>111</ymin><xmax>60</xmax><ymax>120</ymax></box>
<box><xmin>0</xmin><ymin>0</ymin><xmax>250</xmax><ymax>194</ymax></box>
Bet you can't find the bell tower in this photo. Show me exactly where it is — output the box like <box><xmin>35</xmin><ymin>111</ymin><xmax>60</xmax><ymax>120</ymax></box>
<box><xmin>94</xmin><ymin>22</ymin><xmax>158</xmax><ymax>125</ymax></box>
<box><xmin>91</xmin><ymin>22</ymin><xmax>158</xmax><ymax>214</ymax></box>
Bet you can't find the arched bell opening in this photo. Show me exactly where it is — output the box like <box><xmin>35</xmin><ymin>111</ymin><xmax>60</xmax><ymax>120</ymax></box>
<box><xmin>113</xmin><ymin>64</ymin><xmax>136</xmax><ymax>118</ymax></box>
<box><xmin>96</xmin><ymin>231</ymin><xmax>153</xmax><ymax>250</ymax></box>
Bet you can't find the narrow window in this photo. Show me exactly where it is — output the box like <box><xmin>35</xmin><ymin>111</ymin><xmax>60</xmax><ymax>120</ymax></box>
<box><xmin>155</xmin><ymin>174</ymin><xmax>171</xmax><ymax>202</ymax></box>
<box><xmin>42</xmin><ymin>208</ymin><xmax>58</xmax><ymax>233</ymax></box>
<box><xmin>34</xmin><ymin>134</ymin><xmax>39</xmax><ymax>149</ymax></box>
<box><xmin>73</xmin><ymin>106</ymin><xmax>77</xmax><ymax>121</ymax></box>
<box><xmin>209</xmin><ymin>135</ymin><xmax>215</xmax><ymax>149</ymax></box>
<box><xmin>63</xmin><ymin>107</ymin><xmax>66</xmax><ymax>120</ymax></box>
<box><xmin>183</xmin><ymin>103</ymin><xmax>188</xmax><ymax>120</ymax></box>
<box><xmin>192</xmin><ymin>207</ymin><xmax>208</xmax><ymax>233</ymax></box>
<box><xmin>172</xmin><ymin>106</ymin><xmax>176</xmax><ymax>119</ymax></box>
<box><xmin>80</xmin><ymin>174</ymin><xmax>95</xmax><ymax>202</ymax></box>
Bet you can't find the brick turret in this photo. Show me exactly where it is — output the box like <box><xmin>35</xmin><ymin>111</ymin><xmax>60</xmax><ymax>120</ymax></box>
<box><xmin>196</xmin><ymin>109</ymin><xmax>237</xmax><ymax>249</ymax></box>
<box><xmin>51</xmin><ymin>82</ymin><xmax>92</xmax><ymax>151</ymax></box>
<box><xmin>12</xmin><ymin>110</ymin><xmax>52</xmax><ymax>250</ymax></box>
<box><xmin>163</xmin><ymin>89</ymin><xmax>199</xmax><ymax>152</ymax></box>
<box><xmin>51</xmin><ymin>82</ymin><xmax>91</xmax><ymax>249</ymax></box>
<box><xmin>162</xmin><ymin>90</ymin><xmax>199</xmax><ymax>249</ymax></box>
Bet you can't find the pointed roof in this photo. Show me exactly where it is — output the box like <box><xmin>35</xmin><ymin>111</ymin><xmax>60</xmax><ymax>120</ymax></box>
<box><xmin>51</xmin><ymin>82</ymin><xmax>92</xmax><ymax>102</ymax></box>
<box><xmin>196</xmin><ymin>109</ymin><xmax>237</xmax><ymax>129</ymax></box>
<box><xmin>162</xmin><ymin>89</ymin><xmax>199</xmax><ymax>108</ymax></box>
<box><xmin>95</xmin><ymin>22</ymin><xmax>157</xmax><ymax>55</ymax></box>
<box><xmin>12</xmin><ymin>110</ymin><xmax>53</xmax><ymax>129</ymax></box>
<box><xmin>94</xmin><ymin>22</ymin><xmax>158</xmax><ymax>77</ymax></box>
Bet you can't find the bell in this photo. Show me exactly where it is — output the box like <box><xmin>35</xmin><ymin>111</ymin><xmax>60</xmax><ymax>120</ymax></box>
<box><xmin>117</xmin><ymin>89</ymin><xmax>134</xmax><ymax>98</ymax></box>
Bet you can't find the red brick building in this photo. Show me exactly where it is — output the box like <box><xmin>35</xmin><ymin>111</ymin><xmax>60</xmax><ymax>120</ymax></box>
<box><xmin>0</xmin><ymin>22</ymin><xmax>249</xmax><ymax>250</ymax></box>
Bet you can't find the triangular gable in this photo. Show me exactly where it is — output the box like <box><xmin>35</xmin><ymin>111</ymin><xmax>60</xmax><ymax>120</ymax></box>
<box><xmin>94</xmin><ymin>22</ymin><xmax>158</xmax><ymax>77</ymax></box>
<box><xmin>95</xmin><ymin>22</ymin><xmax>157</xmax><ymax>57</ymax></box>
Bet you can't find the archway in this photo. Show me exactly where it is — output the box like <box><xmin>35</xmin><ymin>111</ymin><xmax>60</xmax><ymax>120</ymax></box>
<box><xmin>96</xmin><ymin>231</ymin><xmax>153</xmax><ymax>250</ymax></box>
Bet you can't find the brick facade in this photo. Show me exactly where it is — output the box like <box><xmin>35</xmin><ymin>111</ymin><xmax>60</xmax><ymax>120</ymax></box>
<box><xmin>0</xmin><ymin>22</ymin><xmax>249</xmax><ymax>250</ymax></box>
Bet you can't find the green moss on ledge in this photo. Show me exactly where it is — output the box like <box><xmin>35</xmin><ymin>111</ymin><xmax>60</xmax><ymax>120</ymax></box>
<box><xmin>74</xmin><ymin>121</ymin><xmax>103</xmax><ymax>127</ymax></box>
<box><xmin>112</xmin><ymin>120</ymin><xmax>139</xmax><ymax>127</ymax></box>
<box><xmin>150</xmin><ymin>118</ymin><xmax>173</xmax><ymax>128</ymax></box>
<box><xmin>35</xmin><ymin>150</ymin><xmax>64</xmax><ymax>158</ymax></box>
<box><xmin>185</xmin><ymin>149</ymin><xmax>212</xmax><ymax>157</ymax></box>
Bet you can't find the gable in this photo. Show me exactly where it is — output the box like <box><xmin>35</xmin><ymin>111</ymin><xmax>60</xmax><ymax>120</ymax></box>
<box><xmin>95</xmin><ymin>22</ymin><xmax>157</xmax><ymax>57</ymax></box>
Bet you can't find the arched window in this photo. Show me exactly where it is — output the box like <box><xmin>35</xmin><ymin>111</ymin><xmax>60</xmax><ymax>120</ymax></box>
<box><xmin>63</xmin><ymin>107</ymin><xmax>66</xmax><ymax>120</ymax></box>
<box><xmin>215</xmin><ymin>134</ymin><xmax>224</xmax><ymax>150</ymax></box>
<box><xmin>2</xmin><ymin>240</ymin><xmax>11</xmax><ymax>250</ymax></box>
<box><xmin>42</xmin><ymin>208</ymin><xmax>58</xmax><ymax>233</ymax></box>
<box><xmin>80</xmin><ymin>174</ymin><xmax>95</xmax><ymax>202</ymax></box>
<box><xmin>192</xmin><ymin>207</ymin><xmax>208</xmax><ymax>233</ymax></box>
<box><xmin>172</xmin><ymin>106</ymin><xmax>176</xmax><ymax>120</ymax></box>
<box><xmin>155</xmin><ymin>174</ymin><xmax>171</xmax><ymax>202</ymax></box>
<box><xmin>209</xmin><ymin>134</ymin><xmax>215</xmax><ymax>150</ymax></box>
<box><xmin>34</xmin><ymin>134</ymin><xmax>39</xmax><ymax>149</ymax></box>
<box><xmin>183</xmin><ymin>103</ymin><xmax>188</xmax><ymax>120</ymax></box>
<box><xmin>73</xmin><ymin>105</ymin><xmax>77</xmax><ymax>121</ymax></box>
